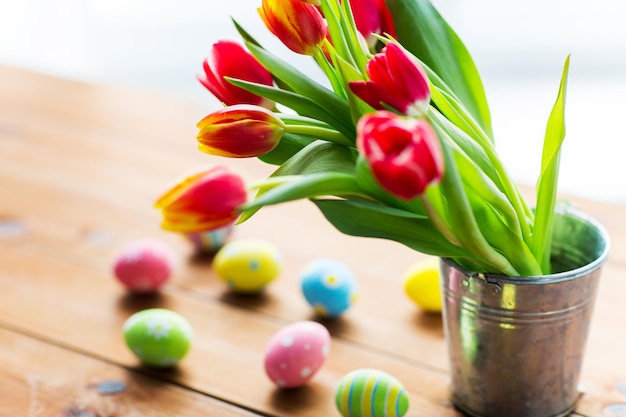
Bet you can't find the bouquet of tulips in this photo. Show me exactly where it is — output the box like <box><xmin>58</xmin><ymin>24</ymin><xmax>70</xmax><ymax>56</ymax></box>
<box><xmin>155</xmin><ymin>0</ymin><xmax>570</xmax><ymax>277</ymax></box>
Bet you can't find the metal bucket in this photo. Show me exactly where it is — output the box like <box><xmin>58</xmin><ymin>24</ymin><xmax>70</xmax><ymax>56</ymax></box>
<box><xmin>440</xmin><ymin>208</ymin><xmax>610</xmax><ymax>417</ymax></box>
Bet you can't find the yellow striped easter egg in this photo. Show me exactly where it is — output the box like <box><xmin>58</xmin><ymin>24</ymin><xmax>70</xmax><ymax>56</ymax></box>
<box><xmin>335</xmin><ymin>368</ymin><xmax>409</xmax><ymax>417</ymax></box>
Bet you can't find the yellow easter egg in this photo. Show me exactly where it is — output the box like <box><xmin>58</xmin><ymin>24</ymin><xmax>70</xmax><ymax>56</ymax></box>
<box><xmin>403</xmin><ymin>258</ymin><xmax>442</xmax><ymax>313</ymax></box>
<box><xmin>213</xmin><ymin>238</ymin><xmax>282</xmax><ymax>293</ymax></box>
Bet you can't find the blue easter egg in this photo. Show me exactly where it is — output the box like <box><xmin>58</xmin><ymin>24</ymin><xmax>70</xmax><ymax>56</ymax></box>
<box><xmin>300</xmin><ymin>259</ymin><xmax>358</xmax><ymax>317</ymax></box>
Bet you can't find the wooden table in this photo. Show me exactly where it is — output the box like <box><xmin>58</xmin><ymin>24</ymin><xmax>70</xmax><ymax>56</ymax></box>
<box><xmin>0</xmin><ymin>64</ymin><xmax>624</xmax><ymax>416</ymax></box>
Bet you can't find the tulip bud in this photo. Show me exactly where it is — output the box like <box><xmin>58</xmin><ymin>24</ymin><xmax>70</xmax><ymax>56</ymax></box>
<box><xmin>376</xmin><ymin>0</ymin><xmax>396</xmax><ymax>39</ymax></box>
<box><xmin>346</xmin><ymin>0</ymin><xmax>382</xmax><ymax>48</ymax></box>
<box><xmin>259</xmin><ymin>0</ymin><xmax>328</xmax><ymax>55</ymax></box>
<box><xmin>357</xmin><ymin>111</ymin><xmax>443</xmax><ymax>199</ymax></box>
<box><xmin>155</xmin><ymin>166</ymin><xmax>247</xmax><ymax>233</ymax></box>
<box><xmin>196</xmin><ymin>104</ymin><xmax>285</xmax><ymax>158</ymax></box>
<box><xmin>198</xmin><ymin>40</ymin><xmax>274</xmax><ymax>109</ymax></box>
<box><xmin>349</xmin><ymin>43</ymin><xmax>430</xmax><ymax>116</ymax></box>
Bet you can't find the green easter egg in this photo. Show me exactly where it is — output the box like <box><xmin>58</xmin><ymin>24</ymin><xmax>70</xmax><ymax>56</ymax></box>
<box><xmin>213</xmin><ymin>238</ymin><xmax>282</xmax><ymax>293</ymax></box>
<box><xmin>335</xmin><ymin>368</ymin><xmax>410</xmax><ymax>417</ymax></box>
<box><xmin>123</xmin><ymin>308</ymin><xmax>193</xmax><ymax>368</ymax></box>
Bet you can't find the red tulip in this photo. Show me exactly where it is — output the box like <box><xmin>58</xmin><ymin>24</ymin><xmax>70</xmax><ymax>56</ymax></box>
<box><xmin>346</xmin><ymin>0</ymin><xmax>381</xmax><ymax>48</ymax></box>
<box><xmin>347</xmin><ymin>0</ymin><xmax>395</xmax><ymax>48</ymax></box>
<box><xmin>155</xmin><ymin>166</ymin><xmax>247</xmax><ymax>233</ymax></box>
<box><xmin>196</xmin><ymin>104</ymin><xmax>285</xmax><ymax>158</ymax></box>
<box><xmin>349</xmin><ymin>42</ymin><xmax>430</xmax><ymax>116</ymax></box>
<box><xmin>259</xmin><ymin>0</ymin><xmax>328</xmax><ymax>55</ymax></box>
<box><xmin>357</xmin><ymin>111</ymin><xmax>443</xmax><ymax>199</ymax></box>
<box><xmin>376</xmin><ymin>0</ymin><xmax>396</xmax><ymax>39</ymax></box>
<box><xmin>198</xmin><ymin>40</ymin><xmax>274</xmax><ymax>109</ymax></box>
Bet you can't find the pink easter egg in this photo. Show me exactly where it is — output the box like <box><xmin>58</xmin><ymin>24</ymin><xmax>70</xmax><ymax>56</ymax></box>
<box><xmin>113</xmin><ymin>239</ymin><xmax>175</xmax><ymax>293</ymax></box>
<box><xmin>264</xmin><ymin>321</ymin><xmax>331</xmax><ymax>388</ymax></box>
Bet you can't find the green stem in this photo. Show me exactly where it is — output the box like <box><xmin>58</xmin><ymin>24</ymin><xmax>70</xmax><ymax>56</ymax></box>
<box><xmin>284</xmin><ymin>124</ymin><xmax>353</xmax><ymax>146</ymax></box>
<box><xmin>428</xmin><ymin>108</ymin><xmax>533</xmax><ymax>246</ymax></box>
<box><xmin>313</xmin><ymin>48</ymin><xmax>347</xmax><ymax>99</ymax></box>
<box><xmin>437</xmin><ymin>137</ymin><xmax>520</xmax><ymax>276</ymax></box>
<box><xmin>420</xmin><ymin>194</ymin><xmax>461</xmax><ymax>247</ymax></box>
<box><xmin>319</xmin><ymin>0</ymin><xmax>355</xmax><ymax>66</ymax></box>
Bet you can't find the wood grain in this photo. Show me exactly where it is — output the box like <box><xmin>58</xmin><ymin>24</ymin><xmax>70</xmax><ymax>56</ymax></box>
<box><xmin>1</xmin><ymin>64</ymin><xmax>625</xmax><ymax>416</ymax></box>
<box><xmin>0</xmin><ymin>327</ymin><xmax>263</xmax><ymax>416</ymax></box>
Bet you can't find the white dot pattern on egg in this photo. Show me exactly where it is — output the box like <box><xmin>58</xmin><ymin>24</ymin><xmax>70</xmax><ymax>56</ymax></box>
<box><xmin>123</xmin><ymin>308</ymin><xmax>193</xmax><ymax>368</ymax></box>
<box><xmin>264</xmin><ymin>321</ymin><xmax>331</xmax><ymax>388</ymax></box>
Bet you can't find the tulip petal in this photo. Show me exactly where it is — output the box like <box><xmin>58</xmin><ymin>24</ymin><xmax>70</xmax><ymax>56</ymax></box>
<box><xmin>155</xmin><ymin>166</ymin><xmax>248</xmax><ymax>234</ymax></box>
<box><xmin>196</xmin><ymin>105</ymin><xmax>285</xmax><ymax>158</ymax></box>
<box><xmin>349</xmin><ymin>43</ymin><xmax>431</xmax><ymax>115</ymax></box>
<box><xmin>259</xmin><ymin>0</ymin><xmax>327</xmax><ymax>55</ymax></box>
<box><xmin>356</xmin><ymin>111</ymin><xmax>443</xmax><ymax>200</ymax></box>
<box><xmin>198</xmin><ymin>40</ymin><xmax>273</xmax><ymax>108</ymax></box>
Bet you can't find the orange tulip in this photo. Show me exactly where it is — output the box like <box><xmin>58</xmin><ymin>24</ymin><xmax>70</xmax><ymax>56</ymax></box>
<box><xmin>198</xmin><ymin>40</ymin><xmax>274</xmax><ymax>109</ymax></box>
<box><xmin>155</xmin><ymin>166</ymin><xmax>247</xmax><ymax>233</ymax></box>
<box><xmin>196</xmin><ymin>104</ymin><xmax>285</xmax><ymax>158</ymax></box>
<box><xmin>259</xmin><ymin>0</ymin><xmax>327</xmax><ymax>55</ymax></box>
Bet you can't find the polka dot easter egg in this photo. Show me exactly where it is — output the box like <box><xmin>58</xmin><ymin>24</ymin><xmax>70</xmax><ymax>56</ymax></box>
<box><xmin>403</xmin><ymin>258</ymin><xmax>442</xmax><ymax>313</ymax></box>
<box><xmin>300</xmin><ymin>259</ymin><xmax>358</xmax><ymax>317</ymax></box>
<box><xmin>123</xmin><ymin>308</ymin><xmax>193</xmax><ymax>368</ymax></box>
<box><xmin>213</xmin><ymin>238</ymin><xmax>282</xmax><ymax>293</ymax></box>
<box><xmin>264</xmin><ymin>321</ymin><xmax>331</xmax><ymax>388</ymax></box>
<box><xmin>113</xmin><ymin>239</ymin><xmax>175</xmax><ymax>293</ymax></box>
<box><xmin>335</xmin><ymin>369</ymin><xmax>410</xmax><ymax>417</ymax></box>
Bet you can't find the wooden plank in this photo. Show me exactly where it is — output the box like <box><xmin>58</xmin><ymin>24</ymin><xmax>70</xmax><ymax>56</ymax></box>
<box><xmin>1</xmin><ymin>65</ymin><xmax>624</xmax><ymax>415</ymax></box>
<box><xmin>0</xmin><ymin>327</ymin><xmax>262</xmax><ymax>416</ymax></box>
<box><xmin>0</xmin><ymin>241</ymin><xmax>461</xmax><ymax>417</ymax></box>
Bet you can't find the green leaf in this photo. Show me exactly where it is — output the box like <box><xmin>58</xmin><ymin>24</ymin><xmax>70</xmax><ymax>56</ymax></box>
<box><xmin>428</xmin><ymin>109</ymin><xmax>499</xmax><ymax>186</ymax></box>
<box><xmin>274</xmin><ymin>140</ymin><xmax>357</xmax><ymax>176</ymax></box>
<box><xmin>386</xmin><ymin>0</ymin><xmax>493</xmax><ymax>138</ymax></box>
<box><xmin>313</xmin><ymin>199</ymin><xmax>475</xmax><ymax>258</ymax></box>
<box><xmin>239</xmin><ymin>141</ymin><xmax>357</xmax><ymax>222</ymax></box>
<box><xmin>430</xmin><ymin>86</ymin><xmax>491</xmax><ymax>147</ymax></box>
<box><xmin>434</xmin><ymin>137</ymin><xmax>520</xmax><ymax>275</ymax></box>
<box><xmin>226</xmin><ymin>78</ymin><xmax>353</xmax><ymax>138</ymax></box>
<box><xmin>334</xmin><ymin>55</ymin><xmax>375</xmax><ymax>124</ymax></box>
<box><xmin>231</xmin><ymin>18</ymin><xmax>262</xmax><ymax>48</ymax></box>
<box><xmin>454</xmin><ymin>150</ymin><xmax>541</xmax><ymax>275</ymax></box>
<box><xmin>244</xmin><ymin>42</ymin><xmax>355</xmax><ymax>137</ymax></box>
<box><xmin>258</xmin><ymin>133</ymin><xmax>314</xmax><ymax>165</ymax></box>
<box><xmin>532</xmin><ymin>55</ymin><xmax>571</xmax><ymax>273</ymax></box>
<box><xmin>320</xmin><ymin>0</ymin><xmax>356</xmax><ymax>67</ymax></box>
<box><xmin>242</xmin><ymin>172</ymin><xmax>364</xmax><ymax>211</ymax></box>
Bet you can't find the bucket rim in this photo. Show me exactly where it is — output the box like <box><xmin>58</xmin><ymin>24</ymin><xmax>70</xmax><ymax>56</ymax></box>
<box><xmin>441</xmin><ymin>207</ymin><xmax>610</xmax><ymax>285</ymax></box>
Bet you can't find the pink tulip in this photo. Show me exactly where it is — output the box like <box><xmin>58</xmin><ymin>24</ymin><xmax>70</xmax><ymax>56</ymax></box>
<box><xmin>198</xmin><ymin>40</ymin><xmax>274</xmax><ymax>109</ymax></box>
<box><xmin>196</xmin><ymin>104</ymin><xmax>285</xmax><ymax>158</ymax></box>
<box><xmin>259</xmin><ymin>0</ymin><xmax>328</xmax><ymax>55</ymax></box>
<box><xmin>349</xmin><ymin>42</ymin><xmax>430</xmax><ymax>116</ymax></box>
<box><xmin>357</xmin><ymin>111</ymin><xmax>443</xmax><ymax>199</ymax></box>
<box><xmin>155</xmin><ymin>166</ymin><xmax>247</xmax><ymax>233</ymax></box>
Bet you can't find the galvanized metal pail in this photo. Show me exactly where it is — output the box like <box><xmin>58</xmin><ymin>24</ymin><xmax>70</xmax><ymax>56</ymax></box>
<box><xmin>440</xmin><ymin>208</ymin><xmax>610</xmax><ymax>417</ymax></box>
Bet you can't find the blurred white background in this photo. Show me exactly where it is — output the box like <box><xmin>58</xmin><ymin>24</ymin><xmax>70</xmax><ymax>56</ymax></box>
<box><xmin>1</xmin><ymin>0</ymin><xmax>625</xmax><ymax>202</ymax></box>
